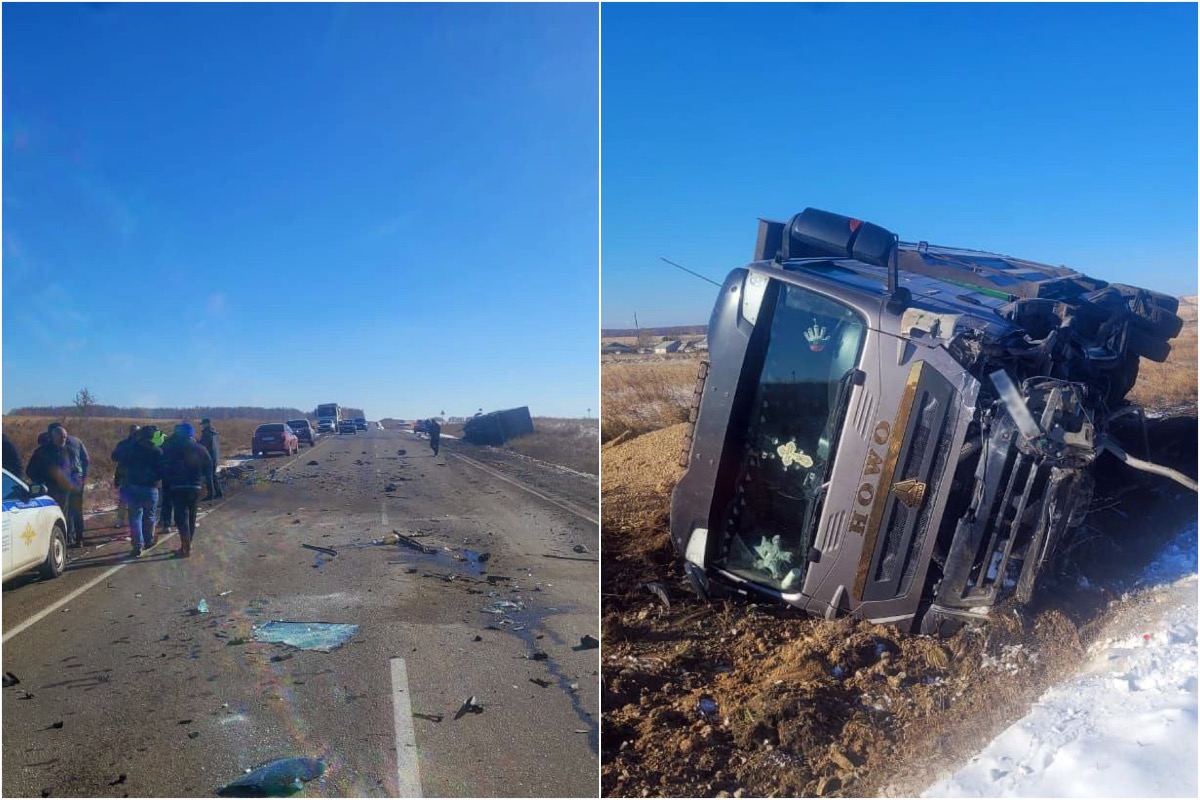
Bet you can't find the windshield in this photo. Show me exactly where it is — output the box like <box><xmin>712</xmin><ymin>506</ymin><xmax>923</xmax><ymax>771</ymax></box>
<box><xmin>717</xmin><ymin>281</ymin><xmax>866</xmax><ymax>592</ymax></box>
<box><xmin>287</xmin><ymin>420</ymin><xmax>308</xmax><ymax>429</ymax></box>
<box><xmin>258</xmin><ymin>424</ymin><xmax>284</xmax><ymax>433</ymax></box>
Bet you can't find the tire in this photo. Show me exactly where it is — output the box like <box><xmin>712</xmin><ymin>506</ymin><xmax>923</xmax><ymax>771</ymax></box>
<box><xmin>1129</xmin><ymin>304</ymin><xmax>1184</xmax><ymax>340</ymax></box>
<box><xmin>1128</xmin><ymin>326</ymin><xmax>1172</xmax><ymax>363</ymax></box>
<box><xmin>39</xmin><ymin>523</ymin><xmax>67</xmax><ymax>579</ymax></box>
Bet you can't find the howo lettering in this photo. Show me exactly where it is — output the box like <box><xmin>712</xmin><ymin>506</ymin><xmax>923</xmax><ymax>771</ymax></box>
<box><xmin>671</xmin><ymin>207</ymin><xmax>1195</xmax><ymax>634</ymax></box>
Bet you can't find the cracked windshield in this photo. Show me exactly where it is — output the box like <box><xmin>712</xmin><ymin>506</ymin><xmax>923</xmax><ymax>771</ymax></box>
<box><xmin>718</xmin><ymin>283</ymin><xmax>866</xmax><ymax>591</ymax></box>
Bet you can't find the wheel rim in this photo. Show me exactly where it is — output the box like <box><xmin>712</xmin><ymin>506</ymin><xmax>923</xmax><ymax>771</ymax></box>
<box><xmin>53</xmin><ymin>532</ymin><xmax>66</xmax><ymax>571</ymax></box>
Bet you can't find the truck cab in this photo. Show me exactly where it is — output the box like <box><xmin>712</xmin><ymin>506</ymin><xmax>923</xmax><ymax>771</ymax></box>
<box><xmin>671</xmin><ymin>208</ymin><xmax>1186</xmax><ymax>634</ymax></box>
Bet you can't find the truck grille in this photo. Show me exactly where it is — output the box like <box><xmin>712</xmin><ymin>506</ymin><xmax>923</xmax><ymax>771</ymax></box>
<box><xmin>862</xmin><ymin>367</ymin><xmax>956</xmax><ymax>601</ymax></box>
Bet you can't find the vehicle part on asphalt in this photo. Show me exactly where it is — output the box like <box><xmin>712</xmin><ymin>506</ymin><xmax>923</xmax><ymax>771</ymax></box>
<box><xmin>252</xmin><ymin>621</ymin><xmax>360</xmax><ymax>653</ymax></box>
<box><xmin>2</xmin><ymin>672</ymin><xmax>19</xmax><ymax>687</ymax></box>
<box><xmin>299</xmin><ymin>543</ymin><xmax>338</xmax><ymax>557</ymax></box>
<box><xmin>454</xmin><ymin>695</ymin><xmax>484</xmax><ymax>720</ymax></box>
<box><xmin>215</xmin><ymin>756</ymin><xmax>327</xmax><ymax>798</ymax></box>
<box><xmin>573</xmin><ymin>635</ymin><xmax>600</xmax><ymax>651</ymax></box>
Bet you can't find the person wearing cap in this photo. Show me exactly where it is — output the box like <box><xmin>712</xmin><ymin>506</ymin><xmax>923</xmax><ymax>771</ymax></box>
<box><xmin>111</xmin><ymin>425</ymin><xmax>165</xmax><ymax>558</ymax></box>
<box><xmin>161</xmin><ymin>422</ymin><xmax>212</xmax><ymax>558</ymax></box>
<box><xmin>198</xmin><ymin>418</ymin><xmax>223</xmax><ymax>500</ymax></box>
<box><xmin>112</xmin><ymin>425</ymin><xmax>139</xmax><ymax>528</ymax></box>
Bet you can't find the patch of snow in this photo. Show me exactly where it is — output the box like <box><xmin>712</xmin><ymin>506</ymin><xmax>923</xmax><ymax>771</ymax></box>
<box><xmin>924</xmin><ymin>522</ymin><xmax>1198</xmax><ymax>798</ymax></box>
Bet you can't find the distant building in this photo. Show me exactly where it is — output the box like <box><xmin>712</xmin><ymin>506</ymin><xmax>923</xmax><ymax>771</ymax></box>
<box><xmin>602</xmin><ymin>342</ymin><xmax>637</xmax><ymax>355</ymax></box>
<box><xmin>654</xmin><ymin>340</ymin><xmax>682</xmax><ymax>354</ymax></box>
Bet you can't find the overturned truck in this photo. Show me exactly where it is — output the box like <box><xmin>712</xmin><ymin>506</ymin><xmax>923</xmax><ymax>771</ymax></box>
<box><xmin>462</xmin><ymin>406</ymin><xmax>535</xmax><ymax>446</ymax></box>
<box><xmin>671</xmin><ymin>207</ymin><xmax>1195</xmax><ymax>635</ymax></box>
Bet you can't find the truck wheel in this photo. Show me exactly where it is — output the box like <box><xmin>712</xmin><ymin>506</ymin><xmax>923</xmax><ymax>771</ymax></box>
<box><xmin>1128</xmin><ymin>326</ymin><xmax>1172</xmax><ymax>363</ymax></box>
<box><xmin>1129</xmin><ymin>304</ymin><xmax>1184</xmax><ymax>340</ymax></box>
<box><xmin>40</xmin><ymin>522</ymin><xmax>67</xmax><ymax>579</ymax></box>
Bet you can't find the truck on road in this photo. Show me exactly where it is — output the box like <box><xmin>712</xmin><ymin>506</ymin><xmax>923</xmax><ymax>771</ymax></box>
<box><xmin>671</xmin><ymin>207</ymin><xmax>1193</xmax><ymax>635</ymax></box>
<box><xmin>316</xmin><ymin>403</ymin><xmax>341</xmax><ymax>435</ymax></box>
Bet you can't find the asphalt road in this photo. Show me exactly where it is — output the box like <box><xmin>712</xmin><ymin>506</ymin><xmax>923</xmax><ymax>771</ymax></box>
<box><xmin>1</xmin><ymin>428</ymin><xmax>600</xmax><ymax>797</ymax></box>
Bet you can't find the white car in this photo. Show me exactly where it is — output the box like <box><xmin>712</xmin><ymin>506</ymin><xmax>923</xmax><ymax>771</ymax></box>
<box><xmin>2</xmin><ymin>468</ymin><xmax>68</xmax><ymax>582</ymax></box>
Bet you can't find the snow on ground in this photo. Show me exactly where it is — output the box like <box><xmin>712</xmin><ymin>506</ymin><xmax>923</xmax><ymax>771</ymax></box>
<box><xmin>924</xmin><ymin>522</ymin><xmax>1198</xmax><ymax>797</ymax></box>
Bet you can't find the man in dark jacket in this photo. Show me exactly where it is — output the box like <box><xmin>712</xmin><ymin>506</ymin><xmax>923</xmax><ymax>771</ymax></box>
<box><xmin>162</xmin><ymin>422</ymin><xmax>212</xmax><ymax>558</ymax></box>
<box><xmin>113</xmin><ymin>425</ymin><xmax>138</xmax><ymax>528</ymax></box>
<box><xmin>26</xmin><ymin>432</ymin><xmax>73</xmax><ymax>526</ymax></box>
<box><xmin>198</xmin><ymin>418</ymin><xmax>223</xmax><ymax>500</ymax></box>
<box><xmin>45</xmin><ymin>423</ymin><xmax>89</xmax><ymax>547</ymax></box>
<box><xmin>112</xmin><ymin>425</ymin><xmax>165</xmax><ymax>558</ymax></box>
<box><xmin>428</xmin><ymin>418</ymin><xmax>442</xmax><ymax>457</ymax></box>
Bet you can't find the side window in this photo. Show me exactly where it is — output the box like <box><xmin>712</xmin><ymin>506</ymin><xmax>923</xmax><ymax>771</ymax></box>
<box><xmin>3</xmin><ymin>473</ymin><xmax>22</xmax><ymax>501</ymax></box>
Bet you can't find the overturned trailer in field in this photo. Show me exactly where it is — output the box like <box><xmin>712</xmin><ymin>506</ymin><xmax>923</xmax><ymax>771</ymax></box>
<box><xmin>672</xmin><ymin>207</ymin><xmax>1195</xmax><ymax>635</ymax></box>
<box><xmin>462</xmin><ymin>406</ymin><xmax>535</xmax><ymax>446</ymax></box>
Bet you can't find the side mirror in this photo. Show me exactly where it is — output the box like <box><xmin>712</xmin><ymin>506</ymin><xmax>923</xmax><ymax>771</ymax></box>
<box><xmin>28</xmin><ymin>483</ymin><xmax>47</xmax><ymax>497</ymax></box>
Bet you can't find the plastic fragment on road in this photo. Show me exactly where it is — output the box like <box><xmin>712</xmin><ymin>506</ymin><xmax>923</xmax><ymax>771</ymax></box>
<box><xmin>3</xmin><ymin>671</ymin><xmax>19</xmax><ymax>688</ymax></box>
<box><xmin>573</xmin><ymin>635</ymin><xmax>600</xmax><ymax>651</ymax></box>
<box><xmin>253</xmin><ymin>622</ymin><xmax>360</xmax><ymax>653</ymax></box>
<box><xmin>696</xmin><ymin>696</ymin><xmax>719</xmax><ymax>719</ymax></box>
<box><xmin>300</xmin><ymin>543</ymin><xmax>338</xmax><ymax>557</ymax></box>
<box><xmin>454</xmin><ymin>695</ymin><xmax>483</xmax><ymax>720</ymax></box>
<box><xmin>215</xmin><ymin>756</ymin><xmax>327</xmax><ymax>797</ymax></box>
<box><xmin>197</xmin><ymin>599</ymin><xmax>210</xmax><ymax>614</ymax></box>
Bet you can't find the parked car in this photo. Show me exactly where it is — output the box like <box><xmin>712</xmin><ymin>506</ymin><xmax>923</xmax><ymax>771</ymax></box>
<box><xmin>2</xmin><ymin>468</ymin><xmax>68</xmax><ymax>582</ymax></box>
<box><xmin>354</xmin><ymin>417</ymin><xmax>367</xmax><ymax>430</ymax></box>
<box><xmin>413</xmin><ymin>420</ymin><xmax>428</xmax><ymax>434</ymax></box>
<box><xmin>287</xmin><ymin>419</ymin><xmax>316</xmax><ymax>447</ymax></box>
<box><xmin>338</xmin><ymin>419</ymin><xmax>357</xmax><ymax>434</ymax></box>
<box><xmin>253</xmin><ymin>423</ymin><xmax>299</xmax><ymax>456</ymax></box>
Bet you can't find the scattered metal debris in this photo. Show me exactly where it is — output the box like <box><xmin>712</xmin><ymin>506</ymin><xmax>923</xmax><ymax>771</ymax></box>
<box><xmin>45</xmin><ymin>721</ymin><xmax>64</xmax><ymax>730</ymax></box>
<box><xmin>454</xmin><ymin>695</ymin><xmax>484</xmax><ymax>720</ymax></box>
<box><xmin>572</xmin><ymin>544</ymin><xmax>589</xmax><ymax>553</ymax></box>
<box><xmin>3</xmin><ymin>671</ymin><xmax>19</xmax><ymax>688</ymax></box>
<box><xmin>573</xmin><ymin>635</ymin><xmax>600</xmax><ymax>651</ymax></box>
<box><xmin>107</xmin><ymin>774</ymin><xmax>127</xmax><ymax>786</ymax></box>
<box><xmin>306</xmin><ymin>460</ymin><xmax>319</xmax><ymax>466</ymax></box>
<box><xmin>215</xmin><ymin>756</ymin><xmax>326</xmax><ymax>797</ymax></box>
<box><xmin>300</xmin><ymin>543</ymin><xmax>338</xmax><ymax>557</ymax></box>
<box><xmin>413</xmin><ymin>712</ymin><xmax>443</xmax><ymax>723</ymax></box>
<box><xmin>196</xmin><ymin>599</ymin><xmax>209</xmax><ymax>614</ymax></box>
<box><xmin>529</xmin><ymin>678</ymin><xmax>552</xmax><ymax>688</ymax></box>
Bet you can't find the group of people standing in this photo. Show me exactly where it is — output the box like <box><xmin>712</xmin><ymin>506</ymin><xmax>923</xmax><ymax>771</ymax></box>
<box><xmin>111</xmin><ymin>418</ymin><xmax>222</xmax><ymax>558</ymax></box>
<box><xmin>2</xmin><ymin>418</ymin><xmax>224</xmax><ymax>560</ymax></box>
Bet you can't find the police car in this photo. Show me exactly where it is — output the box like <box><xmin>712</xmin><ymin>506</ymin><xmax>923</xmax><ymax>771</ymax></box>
<box><xmin>2</xmin><ymin>468</ymin><xmax>68</xmax><ymax>582</ymax></box>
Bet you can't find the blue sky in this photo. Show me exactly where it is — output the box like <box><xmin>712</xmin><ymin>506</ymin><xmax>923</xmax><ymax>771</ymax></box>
<box><xmin>601</xmin><ymin>2</ymin><xmax>1198</xmax><ymax>328</ymax></box>
<box><xmin>3</xmin><ymin>2</ymin><xmax>598</xmax><ymax>418</ymax></box>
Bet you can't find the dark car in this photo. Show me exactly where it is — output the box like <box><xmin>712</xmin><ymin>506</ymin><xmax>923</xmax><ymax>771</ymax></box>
<box><xmin>337</xmin><ymin>419</ymin><xmax>357</xmax><ymax>434</ymax></box>
<box><xmin>287</xmin><ymin>419</ymin><xmax>316</xmax><ymax>447</ymax></box>
<box><xmin>253</xmin><ymin>423</ymin><xmax>299</xmax><ymax>456</ymax></box>
<box><xmin>354</xmin><ymin>417</ymin><xmax>367</xmax><ymax>430</ymax></box>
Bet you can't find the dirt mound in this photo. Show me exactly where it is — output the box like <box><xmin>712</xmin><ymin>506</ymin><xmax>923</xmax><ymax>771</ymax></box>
<box><xmin>601</xmin><ymin>416</ymin><xmax>1197</xmax><ymax>797</ymax></box>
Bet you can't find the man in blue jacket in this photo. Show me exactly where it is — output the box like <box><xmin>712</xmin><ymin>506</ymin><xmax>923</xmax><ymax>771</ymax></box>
<box><xmin>162</xmin><ymin>422</ymin><xmax>212</xmax><ymax>558</ymax></box>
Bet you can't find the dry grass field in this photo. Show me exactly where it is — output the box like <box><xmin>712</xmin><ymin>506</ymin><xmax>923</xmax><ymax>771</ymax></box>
<box><xmin>601</xmin><ymin>360</ymin><xmax>699</xmax><ymax>442</ymax></box>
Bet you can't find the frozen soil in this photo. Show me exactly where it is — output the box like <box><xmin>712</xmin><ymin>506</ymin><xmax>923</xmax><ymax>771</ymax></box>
<box><xmin>601</xmin><ymin>417</ymin><xmax>1197</xmax><ymax>798</ymax></box>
